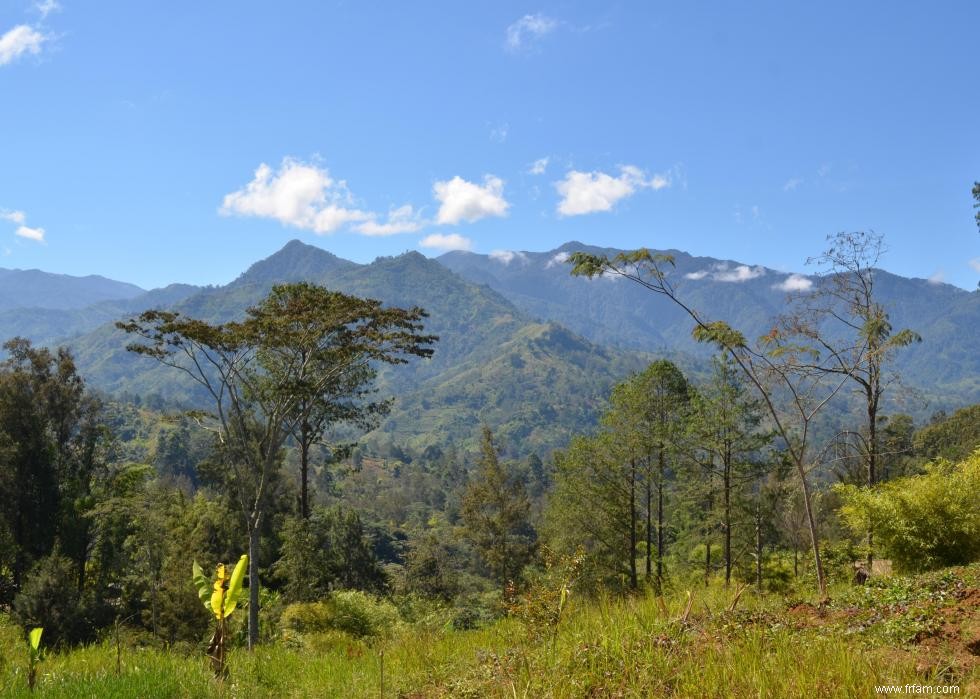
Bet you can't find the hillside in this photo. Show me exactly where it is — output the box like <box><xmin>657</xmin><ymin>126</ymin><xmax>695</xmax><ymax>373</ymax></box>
<box><xmin>3</xmin><ymin>239</ymin><xmax>978</xmax><ymax>452</ymax></box>
<box><xmin>439</xmin><ymin>243</ymin><xmax>980</xmax><ymax>407</ymax></box>
<box><xmin>56</xmin><ymin>241</ymin><xmax>642</xmax><ymax>454</ymax></box>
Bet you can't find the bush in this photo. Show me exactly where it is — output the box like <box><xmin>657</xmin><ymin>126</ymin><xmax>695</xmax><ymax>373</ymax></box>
<box><xmin>280</xmin><ymin>602</ymin><xmax>335</xmax><ymax>634</ymax></box>
<box><xmin>280</xmin><ymin>591</ymin><xmax>402</xmax><ymax>639</ymax></box>
<box><xmin>836</xmin><ymin>450</ymin><xmax>980</xmax><ymax>573</ymax></box>
<box><xmin>330</xmin><ymin>590</ymin><xmax>401</xmax><ymax>638</ymax></box>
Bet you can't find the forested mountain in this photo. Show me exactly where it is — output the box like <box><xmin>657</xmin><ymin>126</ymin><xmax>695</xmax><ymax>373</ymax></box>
<box><xmin>438</xmin><ymin>242</ymin><xmax>980</xmax><ymax>405</ymax></box>
<box><xmin>0</xmin><ymin>267</ymin><xmax>145</xmax><ymax>311</ymax></box>
<box><xmin>1</xmin><ymin>239</ymin><xmax>977</xmax><ymax>453</ymax></box>
<box><xmin>8</xmin><ymin>240</ymin><xmax>646</xmax><ymax>455</ymax></box>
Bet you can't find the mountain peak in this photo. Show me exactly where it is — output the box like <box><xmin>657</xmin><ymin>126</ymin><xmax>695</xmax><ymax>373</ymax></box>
<box><xmin>232</xmin><ymin>239</ymin><xmax>358</xmax><ymax>287</ymax></box>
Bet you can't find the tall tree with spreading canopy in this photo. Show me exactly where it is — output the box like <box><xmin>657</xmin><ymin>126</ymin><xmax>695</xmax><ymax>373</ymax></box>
<box><xmin>249</xmin><ymin>284</ymin><xmax>399</xmax><ymax>519</ymax></box>
<box><xmin>118</xmin><ymin>283</ymin><xmax>435</xmax><ymax>647</ymax></box>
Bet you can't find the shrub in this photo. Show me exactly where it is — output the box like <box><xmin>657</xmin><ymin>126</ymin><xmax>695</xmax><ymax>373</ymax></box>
<box><xmin>280</xmin><ymin>591</ymin><xmax>402</xmax><ymax>639</ymax></box>
<box><xmin>330</xmin><ymin>590</ymin><xmax>401</xmax><ymax>638</ymax></box>
<box><xmin>836</xmin><ymin>450</ymin><xmax>980</xmax><ymax>573</ymax></box>
<box><xmin>13</xmin><ymin>554</ymin><xmax>92</xmax><ymax>648</ymax></box>
<box><xmin>280</xmin><ymin>602</ymin><xmax>335</xmax><ymax>634</ymax></box>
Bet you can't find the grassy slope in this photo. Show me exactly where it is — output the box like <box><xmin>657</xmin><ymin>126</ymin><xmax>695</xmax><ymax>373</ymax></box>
<box><xmin>2</xmin><ymin>564</ymin><xmax>978</xmax><ymax>698</ymax></box>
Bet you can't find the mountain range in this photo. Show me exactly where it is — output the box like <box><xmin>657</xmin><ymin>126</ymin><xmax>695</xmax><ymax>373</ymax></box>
<box><xmin>1</xmin><ymin>240</ymin><xmax>976</xmax><ymax>455</ymax></box>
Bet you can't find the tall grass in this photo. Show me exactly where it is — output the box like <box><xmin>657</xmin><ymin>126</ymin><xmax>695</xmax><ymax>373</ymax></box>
<box><xmin>1</xmin><ymin>570</ymin><xmax>974</xmax><ymax>698</ymax></box>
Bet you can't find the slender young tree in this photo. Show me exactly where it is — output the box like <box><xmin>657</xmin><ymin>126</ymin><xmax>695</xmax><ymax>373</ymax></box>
<box><xmin>790</xmin><ymin>232</ymin><xmax>919</xmax><ymax>567</ymax></box>
<box><xmin>118</xmin><ymin>283</ymin><xmax>435</xmax><ymax>647</ymax></box>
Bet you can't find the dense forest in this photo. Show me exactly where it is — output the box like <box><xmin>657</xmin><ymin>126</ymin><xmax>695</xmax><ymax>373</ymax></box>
<box><xmin>1</xmin><ymin>217</ymin><xmax>979</xmax><ymax>695</ymax></box>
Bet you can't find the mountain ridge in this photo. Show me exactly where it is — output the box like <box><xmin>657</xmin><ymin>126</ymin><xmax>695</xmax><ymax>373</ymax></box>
<box><xmin>1</xmin><ymin>239</ymin><xmax>976</xmax><ymax>453</ymax></box>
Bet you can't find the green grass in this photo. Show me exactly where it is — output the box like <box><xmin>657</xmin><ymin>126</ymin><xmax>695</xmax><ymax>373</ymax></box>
<box><xmin>2</xmin><ymin>566</ymin><xmax>978</xmax><ymax>698</ymax></box>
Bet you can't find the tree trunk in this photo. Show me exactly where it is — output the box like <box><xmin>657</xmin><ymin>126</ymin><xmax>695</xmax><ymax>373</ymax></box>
<box><xmin>866</xmin><ymin>387</ymin><xmax>877</xmax><ymax>570</ymax></box>
<box><xmin>723</xmin><ymin>444</ymin><xmax>732</xmax><ymax>587</ymax></box>
<box><xmin>705</xmin><ymin>541</ymin><xmax>711</xmax><ymax>588</ymax></box>
<box><xmin>645</xmin><ymin>458</ymin><xmax>652</xmax><ymax>579</ymax></box>
<box><xmin>629</xmin><ymin>459</ymin><xmax>637</xmax><ymax>590</ymax></box>
<box><xmin>797</xmin><ymin>463</ymin><xmax>826</xmax><ymax>598</ymax></box>
<box><xmin>247</xmin><ymin>519</ymin><xmax>261</xmax><ymax>650</ymax></box>
<box><xmin>300</xmin><ymin>421</ymin><xmax>311</xmax><ymax>519</ymax></box>
<box><xmin>754</xmin><ymin>500</ymin><xmax>763</xmax><ymax>591</ymax></box>
<box><xmin>656</xmin><ymin>448</ymin><xmax>665</xmax><ymax>593</ymax></box>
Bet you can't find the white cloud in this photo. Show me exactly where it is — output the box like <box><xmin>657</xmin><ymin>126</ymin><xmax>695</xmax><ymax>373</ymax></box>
<box><xmin>684</xmin><ymin>263</ymin><xmax>765</xmax><ymax>283</ymax></box>
<box><xmin>545</xmin><ymin>251</ymin><xmax>569</xmax><ymax>268</ymax></box>
<box><xmin>433</xmin><ymin>175</ymin><xmax>509</xmax><ymax>225</ymax></box>
<box><xmin>773</xmin><ymin>273</ymin><xmax>813</xmax><ymax>292</ymax></box>
<box><xmin>220</xmin><ymin>158</ymin><xmax>372</xmax><ymax>234</ymax></box>
<box><xmin>419</xmin><ymin>233</ymin><xmax>473</xmax><ymax>252</ymax></box>
<box><xmin>968</xmin><ymin>258</ymin><xmax>980</xmax><ymax>273</ymax></box>
<box><xmin>35</xmin><ymin>1</ymin><xmax>61</xmax><ymax>18</ymax></box>
<box><xmin>15</xmin><ymin>225</ymin><xmax>45</xmax><ymax>242</ymax></box>
<box><xmin>783</xmin><ymin>177</ymin><xmax>803</xmax><ymax>191</ymax></box>
<box><xmin>2</xmin><ymin>209</ymin><xmax>45</xmax><ymax>244</ymax></box>
<box><xmin>489</xmin><ymin>250</ymin><xmax>528</xmax><ymax>265</ymax></box>
<box><xmin>528</xmin><ymin>157</ymin><xmax>549</xmax><ymax>175</ymax></box>
<box><xmin>927</xmin><ymin>270</ymin><xmax>945</xmax><ymax>285</ymax></box>
<box><xmin>0</xmin><ymin>24</ymin><xmax>46</xmax><ymax>66</ymax></box>
<box><xmin>715</xmin><ymin>265</ymin><xmax>765</xmax><ymax>282</ymax></box>
<box><xmin>355</xmin><ymin>204</ymin><xmax>422</xmax><ymax>236</ymax></box>
<box><xmin>555</xmin><ymin>165</ymin><xmax>670</xmax><ymax>216</ymax></box>
<box><xmin>505</xmin><ymin>13</ymin><xmax>557</xmax><ymax>51</ymax></box>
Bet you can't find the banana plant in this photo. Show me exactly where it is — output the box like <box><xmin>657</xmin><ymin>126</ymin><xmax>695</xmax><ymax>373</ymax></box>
<box><xmin>192</xmin><ymin>555</ymin><xmax>247</xmax><ymax>678</ymax></box>
<box><xmin>27</xmin><ymin>627</ymin><xmax>43</xmax><ymax>691</ymax></box>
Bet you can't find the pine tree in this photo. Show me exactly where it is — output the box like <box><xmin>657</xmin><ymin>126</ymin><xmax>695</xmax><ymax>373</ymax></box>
<box><xmin>460</xmin><ymin>428</ymin><xmax>536</xmax><ymax>587</ymax></box>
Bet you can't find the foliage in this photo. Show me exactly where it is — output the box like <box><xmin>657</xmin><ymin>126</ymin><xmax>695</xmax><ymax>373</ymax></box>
<box><xmin>277</xmin><ymin>507</ymin><xmax>387</xmax><ymax>602</ymax></box>
<box><xmin>191</xmin><ymin>555</ymin><xmax>248</xmax><ymax>678</ymax></box>
<box><xmin>13</xmin><ymin>554</ymin><xmax>91</xmax><ymax>648</ymax></box>
<box><xmin>26</xmin><ymin>627</ymin><xmax>42</xmax><ymax>692</ymax></box>
<box><xmin>281</xmin><ymin>592</ymin><xmax>401</xmax><ymax>639</ymax></box>
<box><xmin>913</xmin><ymin>404</ymin><xmax>980</xmax><ymax>463</ymax></box>
<box><xmin>0</xmin><ymin>338</ymin><xmax>107</xmax><ymax>602</ymax></box>
<box><xmin>191</xmin><ymin>555</ymin><xmax>248</xmax><ymax>621</ymax></box>
<box><xmin>401</xmin><ymin>533</ymin><xmax>458</xmax><ymax>601</ymax></box>
<box><xmin>460</xmin><ymin>428</ymin><xmax>536</xmax><ymax>587</ymax></box>
<box><xmin>503</xmin><ymin>546</ymin><xmax>584</xmax><ymax>641</ymax></box>
<box><xmin>837</xmin><ymin>450</ymin><xmax>980</xmax><ymax>572</ymax></box>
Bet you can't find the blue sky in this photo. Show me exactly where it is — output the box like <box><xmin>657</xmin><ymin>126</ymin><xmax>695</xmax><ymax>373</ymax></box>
<box><xmin>1</xmin><ymin>1</ymin><xmax>977</xmax><ymax>290</ymax></box>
